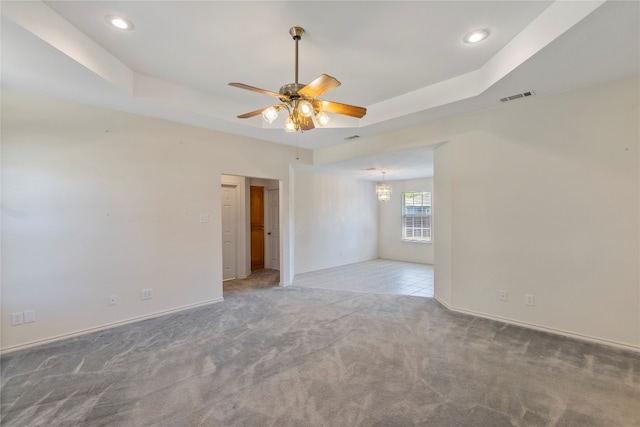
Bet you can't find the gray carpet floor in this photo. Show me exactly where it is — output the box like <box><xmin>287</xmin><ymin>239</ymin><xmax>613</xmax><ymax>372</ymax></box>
<box><xmin>1</xmin><ymin>282</ymin><xmax>639</xmax><ymax>426</ymax></box>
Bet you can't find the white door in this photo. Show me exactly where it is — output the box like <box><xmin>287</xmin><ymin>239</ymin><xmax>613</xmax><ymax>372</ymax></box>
<box><xmin>267</xmin><ymin>189</ymin><xmax>280</xmax><ymax>270</ymax></box>
<box><xmin>221</xmin><ymin>185</ymin><xmax>236</xmax><ymax>280</ymax></box>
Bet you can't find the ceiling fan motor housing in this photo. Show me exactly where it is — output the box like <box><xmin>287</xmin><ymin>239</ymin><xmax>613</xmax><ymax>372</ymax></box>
<box><xmin>279</xmin><ymin>83</ymin><xmax>305</xmax><ymax>101</ymax></box>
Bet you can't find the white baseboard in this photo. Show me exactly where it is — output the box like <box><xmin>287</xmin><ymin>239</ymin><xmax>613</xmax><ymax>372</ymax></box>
<box><xmin>0</xmin><ymin>298</ymin><xmax>224</xmax><ymax>355</ymax></box>
<box><xmin>433</xmin><ymin>295</ymin><xmax>640</xmax><ymax>353</ymax></box>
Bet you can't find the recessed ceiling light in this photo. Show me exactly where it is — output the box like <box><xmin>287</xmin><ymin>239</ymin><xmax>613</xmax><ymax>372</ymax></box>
<box><xmin>105</xmin><ymin>15</ymin><xmax>134</xmax><ymax>31</ymax></box>
<box><xmin>463</xmin><ymin>29</ymin><xmax>489</xmax><ymax>44</ymax></box>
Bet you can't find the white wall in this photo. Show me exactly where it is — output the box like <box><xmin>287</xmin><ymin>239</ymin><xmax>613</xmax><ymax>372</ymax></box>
<box><xmin>293</xmin><ymin>169</ymin><xmax>378</xmax><ymax>274</ymax></box>
<box><xmin>434</xmin><ymin>144</ymin><xmax>452</xmax><ymax>304</ymax></box>
<box><xmin>433</xmin><ymin>76</ymin><xmax>639</xmax><ymax>350</ymax></box>
<box><xmin>1</xmin><ymin>88</ymin><xmax>311</xmax><ymax>352</ymax></box>
<box><xmin>378</xmin><ymin>177</ymin><xmax>434</xmax><ymax>264</ymax></box>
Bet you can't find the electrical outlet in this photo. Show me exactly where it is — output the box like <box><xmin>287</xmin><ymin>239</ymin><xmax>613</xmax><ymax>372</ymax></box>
<box><xmin>11</xmin><ymin>312</ymin><xmax>23</xmax><ymax>326</ymax></box>
<box><xmin>499</xmin><ymin>290</ymin><xmax>508</xmax><ymax>302</ymax></box>
<box><xmin>525</xmin><ymin>294</ymin><xmax>535</xmax><ymax>306</ymax></box>
<box><xmin>109</xmin><ymin>295</ymin><xmax>117</xmax><ymax>306</ymax></box>
<box><xmin>141</xmin><ymin>289</ymin><xmax>153</xmax><ymax>300</ymax></box>
<box><xmin>24</xmin><ymin>310</ymin><xmax>36</xmax><ymax>323</ymax></box>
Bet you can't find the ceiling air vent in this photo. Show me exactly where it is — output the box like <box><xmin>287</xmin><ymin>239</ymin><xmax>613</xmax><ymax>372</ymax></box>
<box><xmin>344</xmin><ymin>135</ymin><xmax>360</xmax><ymax>140</ymax></box>
<box><xmin>500</xmin><ymin>91</ymin><xmax>534</xmax><ymax>103</ymax></box>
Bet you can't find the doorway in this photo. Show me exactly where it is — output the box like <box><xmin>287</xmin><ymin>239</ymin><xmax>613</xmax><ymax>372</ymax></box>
<box><xmin>221</xmin><ymin>175</ymin><xmax>281</xmax><ymax>283</ymax></box>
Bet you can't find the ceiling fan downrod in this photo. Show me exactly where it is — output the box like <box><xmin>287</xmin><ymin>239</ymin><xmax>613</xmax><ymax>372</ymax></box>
<box><xmin>289</xmin><ymin>26</ymin><xmax>304</xmax><ymax>86</ymax></box>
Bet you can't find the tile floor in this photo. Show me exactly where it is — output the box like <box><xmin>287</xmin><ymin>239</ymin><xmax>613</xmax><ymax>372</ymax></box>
<box><xmin>293</xmin><ymin>259</ymin><xmax>434</xmax><ymax>297</ymax></box>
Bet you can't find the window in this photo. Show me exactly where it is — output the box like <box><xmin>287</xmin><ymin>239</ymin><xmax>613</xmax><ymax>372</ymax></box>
<box><xmin>402</xmin><ymin>192</ymin><xmax>431</xmax><ymax>242</ymax></box>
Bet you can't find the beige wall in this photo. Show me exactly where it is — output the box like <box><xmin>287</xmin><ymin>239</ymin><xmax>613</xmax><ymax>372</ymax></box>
<box><xmin>293</xmin><ymin>169</ymin><xmax>378</xmax><ymax>274</ymax></box>
<box><xmin>434</xmin><ymin>143</ymin><xmax>453</xmax><ymax>304</ymax></box>
<box><xmin>3</xmin><ymin>75</ymin><xmax>638</xmax><ymax>352</ymax></box>
<box><xmin>433</xmin><ymin>76</ymin><xmax>639</xmax><ymax>349</ymax></box>
<box><xmin>1</xmin><ymin>88</ymin><xmax>310</xmax><ymax>352</ymax></box>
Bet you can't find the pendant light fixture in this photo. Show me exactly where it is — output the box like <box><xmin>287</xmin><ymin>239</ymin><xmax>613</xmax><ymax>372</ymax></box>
<box><xmin>376</xmin><ymin>171</ymin><xmax>392</xmax><ymax>202</ymax></box>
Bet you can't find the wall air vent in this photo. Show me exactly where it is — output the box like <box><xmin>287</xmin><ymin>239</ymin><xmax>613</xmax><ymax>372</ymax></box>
<box><xmin>344</xmin><ymin>135</ymin><xmax>360</xmax><ymax>140</ymax></box>
<box><xmin>500</xmin><ymin>91</ymin><xmax>535</xmax><ymax>102</ymax></box>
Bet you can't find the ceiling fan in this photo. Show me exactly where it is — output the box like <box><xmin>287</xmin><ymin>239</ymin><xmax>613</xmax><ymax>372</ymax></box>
<box><xmin>229</xmin><ymin>26</ymin><xmax>367</xmax><ymax>133</ymax></box>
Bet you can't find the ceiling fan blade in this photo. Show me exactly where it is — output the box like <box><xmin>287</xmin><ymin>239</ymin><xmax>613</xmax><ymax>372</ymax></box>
<box><xmin>238</xmin><ymin>104</ymin><xmax>288</xmax><ymax>119</ymax></box>
<box><xmin>314</xmin><ymin>100</ymin><xmax>367</xmax><ymax>118</ymax></box>
<box><xmin>237</xmin><ymin>106</ymin><xmax>272</xmax><ymax>119</ymax></box>
<box><xmin>229</xmin><ymin>83</ymin><xmax>284</xmax><ymax>99</ymax></box>
<box><xmin>299</xmin><ymin>115</ymin><xmax>315</xmax><ymax>131</ymax></box>
<box><xmin>298</xmin><ymin>74</ymin><xmax>341</xmax><ymax>99</ymax></box>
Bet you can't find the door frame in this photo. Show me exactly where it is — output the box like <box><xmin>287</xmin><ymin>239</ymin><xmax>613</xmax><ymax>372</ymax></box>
<box><xmin>265</xmin><ymin>188</ymin><xmax>280</xmax><ymax>270</ymax></box>
<box><xmin>221</xmin><ymin>175</ymin><xmax>249</xmax><ymax>279</ymax></box>
<box><xmin>221</xmin><ymin>183</ymin><xmax>237</xmax><ymax>280</ymax></box>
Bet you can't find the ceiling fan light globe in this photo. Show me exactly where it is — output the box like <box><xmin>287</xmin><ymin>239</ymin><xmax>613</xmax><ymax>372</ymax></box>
<box><xmin>315</xmin><ymin>111</ymin><xmax>330</xmax><ymax>127</ymax></box>
<box><xmin>284</xmin><ymin>116</ymin><xmax>297</xmax><ymax>132</ymax></box>
<box><xmin>298</xmin><ymin>100</ymin><xmax>313</xmax><ymax>117</ymax></box>
<box><xmin>262</xmin><ymin>106</ymin><xmax>279</xmax><ymax>124</ymax></box>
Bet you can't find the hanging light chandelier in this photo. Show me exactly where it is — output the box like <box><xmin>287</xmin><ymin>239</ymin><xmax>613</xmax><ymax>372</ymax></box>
<box><xmin>376</xmin><ymin>171</ymin><xmax>392</xmax><ymax>202</ymax></box>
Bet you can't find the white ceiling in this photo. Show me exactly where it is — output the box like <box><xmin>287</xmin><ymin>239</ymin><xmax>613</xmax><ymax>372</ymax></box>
<box><xmin>2</xmin><ymin>1</ymin><xmax>638</xmax><ymax>180</ymax></box>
